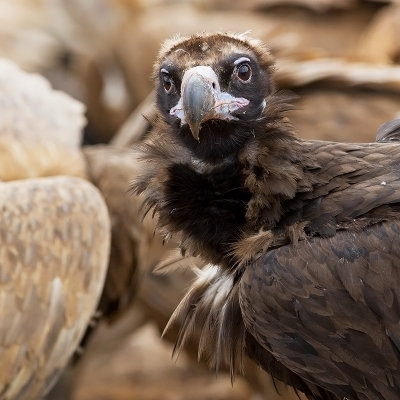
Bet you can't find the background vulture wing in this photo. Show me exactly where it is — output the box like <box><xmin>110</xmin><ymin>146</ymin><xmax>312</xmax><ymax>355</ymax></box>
<box><xmin>376</xmin><ymin>119</ymin><xmax>400</xmax><ymax>143</ymax></box>
<box><xmin>240</xmin><ymin>219</ymin><xmax>400</xmax><ymax>400</ymax></box>
<box><xmin>0</xmin><ymin>177</ymin><xmax>110</xmax><ymax>399</ymax></box>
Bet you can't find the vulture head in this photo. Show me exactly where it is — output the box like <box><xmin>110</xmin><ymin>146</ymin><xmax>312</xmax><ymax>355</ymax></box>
<box><xmin>154</xmin><ymin>33</ymin><xmax>276</xmax><ymax>162</ymax></box>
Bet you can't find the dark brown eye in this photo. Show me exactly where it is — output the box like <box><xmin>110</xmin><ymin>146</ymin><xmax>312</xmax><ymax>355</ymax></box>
<box><xmin>161</xmin><ymin>69</ymin><xmax>174</xmax><ymax>93</ymax></box>
<box><xmin>235</xmin><ymin>63</ymin><xmax>252</xmax><ymax>82</ymax></box>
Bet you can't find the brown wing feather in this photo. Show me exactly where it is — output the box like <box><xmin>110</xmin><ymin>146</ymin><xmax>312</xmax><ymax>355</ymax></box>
<box><xmin>0</xmin><ymin>177</ymin><xmax>110</xmax><ymax>399</ymax></box>
<box><xmin>240</xmin><ymin>220</ymin><xmax>400</xmax><ymax>400</ymax></box>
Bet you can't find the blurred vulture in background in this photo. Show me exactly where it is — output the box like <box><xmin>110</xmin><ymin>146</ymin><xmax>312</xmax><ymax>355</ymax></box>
<box><xmin>0</xmin><ymin>177</ymin><xmax>110</xmax><ymax>400</ymax></box>
<box><xmin>133</xmin><ymin>32</ymin><xmax>400</xmax><ymax>400</ymax></box>
<box><xmin>376</xmin><ymin>119</ymin><xmax>400</xmax><ymax>143</ymax></box>
<box><xmin>0</xmin><ymin>60</ymin><xmax>111</xmax><ymax>400</ymax></box>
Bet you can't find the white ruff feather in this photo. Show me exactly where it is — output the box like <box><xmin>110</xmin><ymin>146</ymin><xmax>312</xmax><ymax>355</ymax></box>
<box><xmin>163</xmin><ymin>263</ymin><xmax>246</xmax><ymax>380</ymax></box>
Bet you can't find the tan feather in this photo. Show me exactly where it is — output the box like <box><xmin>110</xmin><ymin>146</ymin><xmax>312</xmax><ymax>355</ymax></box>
<box><xmin>0</xmin><ymin>137</ymin><xmax>87</xmax><ymax>181</ymax></box>
<box><xmin>0</xmin><ymin>176</ymin><xmax>110</xmax><ymax>400</ymax></box>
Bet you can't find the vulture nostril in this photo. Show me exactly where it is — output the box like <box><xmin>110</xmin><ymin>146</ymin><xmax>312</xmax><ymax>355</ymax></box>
<box><xmin>212</xmin><ymin>82</ymin><xmax>216</xmax><ymax>90</ymax></box>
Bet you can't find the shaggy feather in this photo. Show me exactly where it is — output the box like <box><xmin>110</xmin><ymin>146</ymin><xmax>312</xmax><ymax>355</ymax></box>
<box><xmin>163</xmin><ymin>263</ymin><xmax>246</xmax><ymax>379</ymax></box>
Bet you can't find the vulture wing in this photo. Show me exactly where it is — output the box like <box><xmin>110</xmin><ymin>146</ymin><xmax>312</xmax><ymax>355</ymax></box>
<box><xmin>241</xmin><ymin>220</ymin><xmax>400</xmax><ymax>400</ymax></box>
<box><xmin>0</xmin><ymin>177</ymin><xmax>110</xmax><ymax>400</ymax></box>
<box><xmin>376</xmin><ymin>119</ymin><xmax>400</xmax><ymax>143</ymax></box>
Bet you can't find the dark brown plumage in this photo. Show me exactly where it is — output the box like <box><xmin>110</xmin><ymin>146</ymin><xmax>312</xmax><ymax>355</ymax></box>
<box><xmin>133</xmin><ymin>33</ymin><xmax>400</xmax><ymax>400</ymax></box>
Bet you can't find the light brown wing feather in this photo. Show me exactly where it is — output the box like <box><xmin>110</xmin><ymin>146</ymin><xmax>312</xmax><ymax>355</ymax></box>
<box><xmin>0</xmin><ymin>176</ymin><xmax>110</xmax><ymax>400</ymax></box>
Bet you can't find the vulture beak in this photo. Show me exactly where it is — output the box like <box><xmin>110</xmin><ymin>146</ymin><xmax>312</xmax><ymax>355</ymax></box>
<box><xmin>170</xmin><ymin>66</ymin><xmax>249</xmax><ymax>141</ymax></box>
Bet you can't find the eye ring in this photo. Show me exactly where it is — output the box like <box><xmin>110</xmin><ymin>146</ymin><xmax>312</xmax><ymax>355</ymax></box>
<box><xmin>234</xmin><ymin>63</ymin><xmax>252</xmax><ymax>82</ymax></box>
<box><xmin>160</xmin><ymin>68</ymin><xmax>174</xmax><ymax>94</ymax></box>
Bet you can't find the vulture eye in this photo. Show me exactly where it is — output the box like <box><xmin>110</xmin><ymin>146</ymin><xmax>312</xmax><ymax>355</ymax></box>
<box><xmin>235</xmin><ymin>63</ymin><xmax>252</xmax><ymax>82</ymax></box>
<box><xmin>161</xmin><ymin>69</ymin><xmax>174</xmax><ymax>94</ymax></box>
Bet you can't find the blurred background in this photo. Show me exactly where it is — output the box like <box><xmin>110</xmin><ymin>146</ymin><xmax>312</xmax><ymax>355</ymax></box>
<box><xmin>1</xmin><ymin>0</ymin><xmax>400</xmax><ymax>399</ymax></box>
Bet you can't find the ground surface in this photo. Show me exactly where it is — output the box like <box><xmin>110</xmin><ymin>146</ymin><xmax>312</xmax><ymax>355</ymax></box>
<box><xmin>73</xmin><ymin>323</ymin><xmax>259</xmax><ymax>400</ymax></box>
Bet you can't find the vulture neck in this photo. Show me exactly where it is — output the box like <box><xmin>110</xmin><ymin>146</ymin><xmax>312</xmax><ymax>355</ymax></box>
<box><xmin>174</xmin><ymin>119</ymin><xmax>309</xmax><ymax>269</ymax></box>
<box><xmin>185</xmin><ymin>116</ymin><xmax>307</xmax><ymax>230</ymax></box>
<box><xmin>181</xmin><ymin>91</ymin><xmax>308</xmax><ymax>236</ymax></box>
<box><xmin>239</xmin><ymin>127</ymin><xmax>309</xmax><ymax>231</ymax></box>
<box><xmin>136</xmin><ymin>95</ymin><xmax>309</xmax><ymax>270</ymax></box>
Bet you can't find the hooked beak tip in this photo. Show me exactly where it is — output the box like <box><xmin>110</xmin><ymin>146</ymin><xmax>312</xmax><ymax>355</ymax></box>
<box><xmin>182</xmin><ymin>70</ymin><xmax>216</xmax><ymax>141</ymax></box>
<box><xmin>188</xmin><ymin>122</ymin><xmax>201</xmax><ymax>142</ymax></box>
